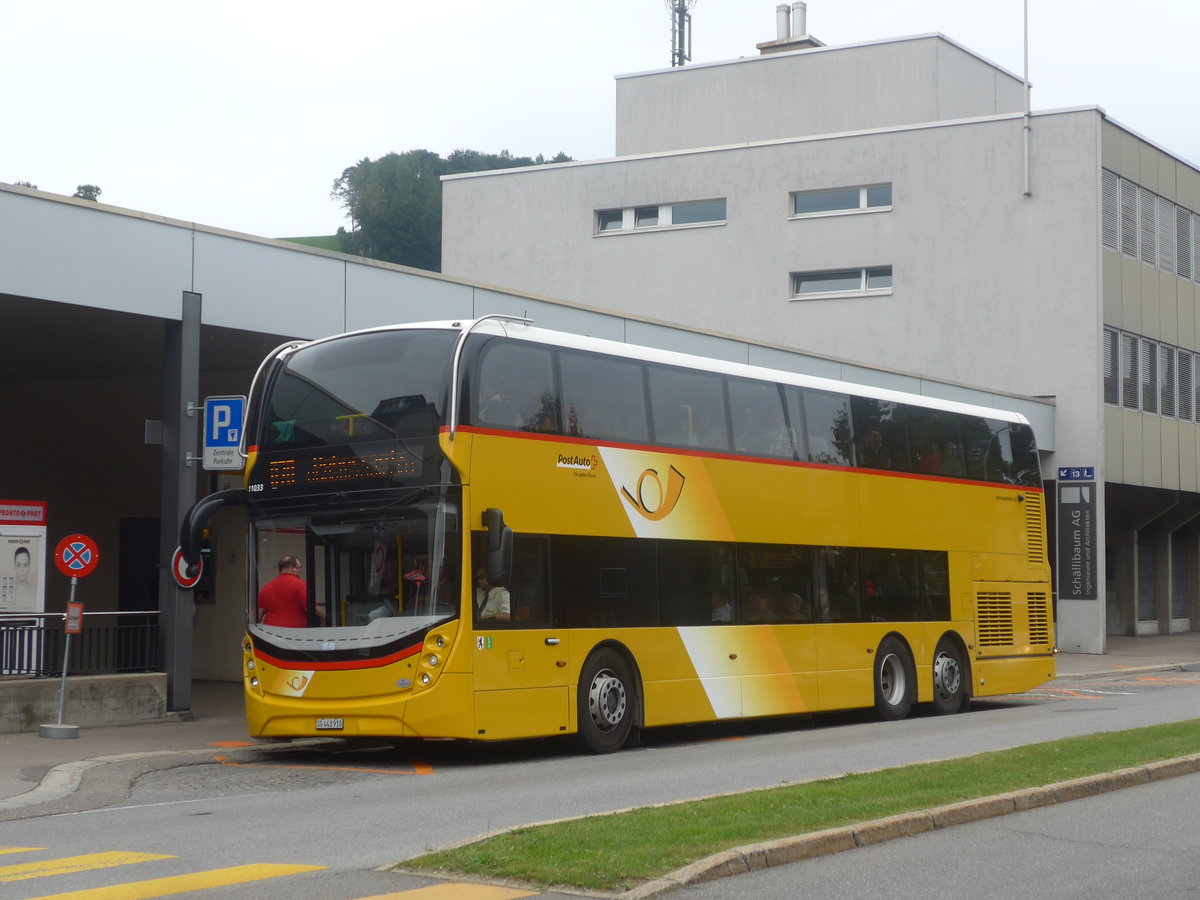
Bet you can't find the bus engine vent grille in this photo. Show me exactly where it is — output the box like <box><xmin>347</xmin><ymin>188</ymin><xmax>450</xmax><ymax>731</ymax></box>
<box><xmin>976</xmin><ymin>593</ymin><xmax>1014</xmax><ymax>646</ymax></box>
<box><xmin>1025</xmin><ymin>493</ymin><xmax>1046</xmax><ymax>564</ymax></box>
<box><xmin>1027</xmin><ymin>593</ymin><xmax>1052</xmax><ymax>646</ymax></box>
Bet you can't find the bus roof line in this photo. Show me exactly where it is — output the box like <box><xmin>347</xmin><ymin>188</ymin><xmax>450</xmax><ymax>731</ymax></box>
<box><xmin>239</xmin><ymin>339</ymin><xmax>307</xmax><ymax>459</ymax></box>
<box><xmin>447</xmin><ymin>314</ymin><xmax>534</xmax><ymax>440</ymax></box>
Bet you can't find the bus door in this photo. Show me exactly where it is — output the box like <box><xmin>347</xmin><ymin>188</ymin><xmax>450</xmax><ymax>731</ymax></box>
<box><xmin>471</xmin><ymin>537</ymin><xmax>570</xmax><ymax>740</ymax></box>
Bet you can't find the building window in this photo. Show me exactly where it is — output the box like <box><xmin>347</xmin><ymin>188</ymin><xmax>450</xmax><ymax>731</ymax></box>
<box><xmin>1103</xmin><ymin>327</ymin><xmax>1119</xmax><ymax>406</ymax></box>
<box><xmin>1107</xmin><ymin>326</ymin><xmax>1200</xmax><ymax>423</ymax></box>
<box><xmin>634</xmin><ymin>206</ymin><xmax>659</xmax><ymax>228</ymax></box>
<box><xmin>670</xmin><ymin>199</ymin><xmax>726</xmax><ymax>225</ymax></box>
<box><xmin>1179</xmin><ymin>350</ymin><xmax>1194</xmax><ymax>421</ymax></box>
<box><xmin>596</xmin><ymin>209</ymin><xmax>624</xmax><ymax>232</ymax></box>
<box><xmin>791</xmin><ymin>184</ymin><xmax>891</xmax><ymax>217</ymax></box>
<box><xmin>791</xmin><ymin>266</ymin><xmax>893</xmax><ymax>299</ymax></box>
<box><xmin>1120</xmin><ymin>333</ymin><xmax>1139</xmax><ymax>410</ymax></box>
<box><xmin>1102</xmin><ymin>170</ymin><xmax>1200</xmax><ymax>285</ymax></box>
<box><xmin>594</xmin><ymin>199</ymin><xmax>726</xmax><ymax>235</ymax></box>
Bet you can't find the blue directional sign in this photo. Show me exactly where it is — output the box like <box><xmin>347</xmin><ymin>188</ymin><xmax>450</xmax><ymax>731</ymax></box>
<box><xmin>202</xmin><ymin>395</ymin><xmax>246</xmax><ymax>471</ymax></box>
<box><xmin>1058</xmin><ymin>466</ymin><xmax>1096</xmax><ymax>481</ymax></box>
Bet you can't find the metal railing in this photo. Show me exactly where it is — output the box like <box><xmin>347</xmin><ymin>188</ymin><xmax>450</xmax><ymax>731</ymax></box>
<box><xmin>0</xmin><ymin>611</ymin><xmax>160</xmax><ymax>677</ymax></box>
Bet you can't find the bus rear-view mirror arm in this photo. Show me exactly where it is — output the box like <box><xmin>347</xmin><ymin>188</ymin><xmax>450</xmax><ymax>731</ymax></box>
<box><xmin>178</xmin><ymin>489</ymin><xmax>245</xmax><ymax>576</ymax></box>
<box><xmin>483</xmin><ymin>507</ymin><xmax>513</xmax><ymax>587</ymax></box>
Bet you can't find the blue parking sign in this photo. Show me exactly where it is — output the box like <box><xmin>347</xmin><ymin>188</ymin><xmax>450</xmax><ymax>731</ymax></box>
<box><xmin>202</xmin><ymin>395</ymin><xmax>246</xmax><ymax>470</ymax></box>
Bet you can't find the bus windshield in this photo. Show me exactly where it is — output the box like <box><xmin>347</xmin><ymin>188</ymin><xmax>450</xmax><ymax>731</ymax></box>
<box><xmin>260</xmin><ymin>329</ymin><xmax>457</xmax><ymax>451</ymax></box>
<box><xmin>251</xmin><ymin>495</ymin><xmax>461</xmax><ymax>637</ymax></box>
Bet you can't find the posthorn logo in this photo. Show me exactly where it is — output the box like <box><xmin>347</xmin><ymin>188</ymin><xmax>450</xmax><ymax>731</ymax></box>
<box><xmin>620</xmin><ymin>465</ymin><xmax>686</xmax><ymax>521</ymax></box>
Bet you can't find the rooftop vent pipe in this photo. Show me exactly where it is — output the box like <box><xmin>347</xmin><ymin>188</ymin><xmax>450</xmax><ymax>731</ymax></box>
<box><xmin>759</xmin><ymin>1</ymin><xmax>823</xmax><ymax>54</ymax></box>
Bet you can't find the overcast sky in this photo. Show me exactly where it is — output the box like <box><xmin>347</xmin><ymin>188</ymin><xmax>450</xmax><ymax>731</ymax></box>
<box><xmin>7</xmin><ymin>1</ymin><xmax>1197</xmax><ymax>238</ymax></box>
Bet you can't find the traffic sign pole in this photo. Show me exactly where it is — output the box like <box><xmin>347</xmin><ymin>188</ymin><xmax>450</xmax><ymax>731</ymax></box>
<box><xmin>41</xmin><ymin>533</ymin><xmax>101</xmax><ymax>740</ymax></box>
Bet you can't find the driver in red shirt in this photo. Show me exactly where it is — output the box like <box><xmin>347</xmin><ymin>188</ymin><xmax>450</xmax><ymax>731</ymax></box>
<box><xmin>258</xmin><ymin>556</ymin><xmax>315</xmax><ymax>627</ymax></box>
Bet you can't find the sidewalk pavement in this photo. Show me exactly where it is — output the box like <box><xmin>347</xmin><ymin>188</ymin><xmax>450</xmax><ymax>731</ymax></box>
<box><xmin>2</xmin><ymin>633</ymin><xmax>1199</xmax><ymax>814</ymax></box>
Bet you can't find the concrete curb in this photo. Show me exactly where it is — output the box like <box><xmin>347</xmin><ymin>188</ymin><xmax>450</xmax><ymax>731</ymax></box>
<box><xmin>620</xmin><ymin>753</ymin><xmax>1200</xmax><ymax>899</ymax></box>
<box><xmin>1052</xmin><ymin>661</ymin><xmax>1198</xmax><ymax>680</ymax></box>
<box><xmin>0</xmin><ymin>748</ymin><xmax>223</xmax><ymax>812</ymax></box>
<box><xmin>0</xmin><ymin>738</ymin><xmax>332</xmax><ymax>814</ymax></box>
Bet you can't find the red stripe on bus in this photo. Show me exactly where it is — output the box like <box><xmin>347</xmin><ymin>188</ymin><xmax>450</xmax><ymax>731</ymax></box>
<box><xmin>444</xmin><ymin>425</ymin><xmax>1043</xmax><ymax>493</ymax></box>
<box><xmin>253</xmin><ymin>643</ymin><xmax>422</xmax><ymax>671</ymax></box>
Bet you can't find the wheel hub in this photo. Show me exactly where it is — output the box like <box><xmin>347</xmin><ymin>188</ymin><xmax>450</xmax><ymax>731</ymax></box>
<box><xmin>588</xmin><ymin>669</ymin><xmax>627</xmax><ymax>730</ymax></box>
<box><xmin>879</xmin><ymin>653</ymin><xmax>906</xmax><ymax>705</ymax></box>
<box><xmin>933</xmin><ymin>651</ymin><xmax>962</xmax><ymax>700</ymax></box>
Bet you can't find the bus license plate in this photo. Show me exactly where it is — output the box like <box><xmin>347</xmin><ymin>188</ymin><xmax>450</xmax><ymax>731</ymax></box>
<box><xmin>315</xmin><ymin>717</ymin><xmax>344</xmax><ymax>731</ymax></box>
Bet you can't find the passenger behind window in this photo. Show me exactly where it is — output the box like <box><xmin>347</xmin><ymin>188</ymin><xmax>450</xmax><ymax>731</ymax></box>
<box><xmin>938</xmin><ymin>440</ymin><xmax>967</xmax><ymax>477</ymax></box>
<box><xmin>733</xmin><ymin>407</ymin><xmax>760</xmax><ymax>452</ymax></box>
<box><xmin>693</xmin><ymin>409</ymin><xmax>726</xmax><ymax>449</ymax></box>
<box><xmin>478</xmin><ymin>378</ymin><xmax>518</xmax><ymax>427</ymax></box>
<box><xmin>763</xmin><ymin>407</ymin><xmax>796</xmax><ymax>457</ymax></box>
<box><xmin>710</xmin><ymin>591</ymin><xmax>734</xmax><ymax>622</ymax></box>
<box><xmin>474</xmin><ymin>568</ymin><xmax>511</xmax><ymax>622</ymax></box>
<box><xmin>859</xmin><ymin>430</ymin><xmax>889</xmax><ymax>468</ymax></box>
<box><xmin>746</xmin><ymin>590</ymin><xmax>780</xmax><ymax>623</ymax></box>
<box><xmin>518</xmin><ymin>379</ymin><xmax>558</xmax><ymax>433</ymax></box>
<box><xmin>780</xmin><ymin>591</ymin><xmax>812</xmax><ymax>622</ymax></box>
<box><xmin>914</xmin><ymin>437</ymin><xmax>941</xmax><ymax>474</ymax></box>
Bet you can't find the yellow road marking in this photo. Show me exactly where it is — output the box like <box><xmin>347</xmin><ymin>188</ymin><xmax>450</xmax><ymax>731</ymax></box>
<box><xmin>356</xmin><ymin>885</ymin><xmax>538</xmax><ymax>899</ymax></box>
<box><xmin>0</xmin><ymin>847</ymin><xmax>46</xmax><ymax>856</ymax></box>
<box><xmin>23</xmin><ymin>863</ymin><xmax>324</xmax><ymax>899</ymax></box>
<box><xmin>0</xmin><ymin>852</ymin><xmax>174</xmax><ymax>883</ymax></box>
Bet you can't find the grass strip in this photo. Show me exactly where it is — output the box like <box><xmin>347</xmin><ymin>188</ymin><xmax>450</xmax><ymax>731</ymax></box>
<box><xmin>403</xmin><ymin>719</ymin><xmax>1200</xmax><ymax>892</ymax></box>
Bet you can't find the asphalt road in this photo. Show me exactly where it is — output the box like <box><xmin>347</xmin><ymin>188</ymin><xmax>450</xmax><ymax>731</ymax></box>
<box><xmin>1</xmin><ymin>670</ymin><xmax>1198</xmax><ymax>898</ymax></box>
<box><xmin>668</xmin><ymin>770</ymin><xmax>1200</xmax><ymax>900</ymax></box>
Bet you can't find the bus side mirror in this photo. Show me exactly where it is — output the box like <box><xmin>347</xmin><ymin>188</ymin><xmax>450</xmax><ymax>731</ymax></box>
<box><xmin>483</xmin><ymin>507</ymin><xmax>513</xmax><ymax>587</ymax></box>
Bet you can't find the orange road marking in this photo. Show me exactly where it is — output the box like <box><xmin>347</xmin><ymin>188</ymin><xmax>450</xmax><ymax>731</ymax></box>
<box><xmin>206</xmin><ymin>740</ymin><xmax>256</xmax><ymax>748</ymax></box>
<box><xmin>1031</xmin><ymin>689</ymin><xmax>1103</xmax><ymax>699</ymax></box>
<box><xmin>211</xmin><ymin>755</ymin><xmax>434</xmax><ymax>775</ymax></box>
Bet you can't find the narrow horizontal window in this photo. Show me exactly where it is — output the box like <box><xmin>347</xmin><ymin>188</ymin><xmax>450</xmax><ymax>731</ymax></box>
<box><xmin>866</xmin><ymin>266</ymin><xmax>893</xmax><ymax>289</ymax></box>
<box><xmin>634</xmin><ymin>206</ymin><xmax>659</xmax><ymax>228</ymax></box>
<box><xmin>791</xmin><ymin>266</ymin><xmax>893</xmax><ymax>298</ymax></box>
<box><xmin>594</xmin><ymin>198</ymin><xmax>726</xmax><ymax>234</ymax></box>
<box><xmin>670</xmin><ymin>199</ymin><xmax>726</xmax><ymax>226</ymax></box>
<box><xmin>596</xmin><ymin>209</ymin><xmax>623</xmax><ymax>233</ymax></box>
<box><xmin>792</xmin><ymin>184</ymin><xmax>891</xmax><ymax>217</ymax></box>
<box><xmin>794</xmin><ymin>270</ymin><xmax>862</xmax><ymax>294</ymax></box>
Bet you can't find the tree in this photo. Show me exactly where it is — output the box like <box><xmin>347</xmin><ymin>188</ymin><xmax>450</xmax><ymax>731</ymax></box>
<box><xmin>73</xmin><ymin>184</ymin><xmax>102</xmax><ymax>201</ymax></box>
<box><xmin>331</xmin><ymin>148</ymin><xmax>572</xmax><ymax>271</ymax></box>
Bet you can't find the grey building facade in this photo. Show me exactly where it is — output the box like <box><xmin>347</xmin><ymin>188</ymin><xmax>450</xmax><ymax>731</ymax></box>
<box><xmin>442</xmin><ymin>28</ymin><xmax>1200</xmax><ymax>652</ymax></box>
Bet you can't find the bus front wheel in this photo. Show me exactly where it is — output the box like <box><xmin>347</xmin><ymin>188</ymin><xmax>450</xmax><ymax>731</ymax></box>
<box><xmin>578</xmin><ymin>648</ymin><xmax>636</xmax><ymax>754</ymax></box>
<box><xmin>874</xmin><ymin>636</ymin><xmax>915</xmax><ymax>720</ymax></box>
<box><xmin>932</xmin><ymin>636</ymin><xmax>970</xmax><ymax>715</ymax></box>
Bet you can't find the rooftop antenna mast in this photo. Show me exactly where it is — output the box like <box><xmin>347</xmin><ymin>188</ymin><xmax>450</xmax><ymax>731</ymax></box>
<box><xmin>667</xmin><ymin>0</ymin><xmax>696</xmax><ymax>67</ymax></box>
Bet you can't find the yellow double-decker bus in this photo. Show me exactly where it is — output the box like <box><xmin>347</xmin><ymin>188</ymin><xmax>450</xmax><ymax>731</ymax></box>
<box><xmin>180</xmin><ymin>316</ymin><xmax>1054</xmax><ymax>753</ymax></box>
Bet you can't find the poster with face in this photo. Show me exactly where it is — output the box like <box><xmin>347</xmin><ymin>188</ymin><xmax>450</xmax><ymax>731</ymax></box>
<box><xmin>0</xmin><ymin>501</ymin><xmax>47</xmax><ymax>613</ymax></box>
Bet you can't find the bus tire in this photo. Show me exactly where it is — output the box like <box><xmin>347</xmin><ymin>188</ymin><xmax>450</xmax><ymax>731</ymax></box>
<box><xmin>874</xmin><ymin>636</ymin><xmax>915</xmax><ymax>720</ymax></box>
<box><xmin>932</xmin><ymin>636</ymin><xmax>970</xmax><ymax>715</ymax></box>
<box><xmin>578</xmin><ymin>648</ymin><xmax>636</xmax><ymax>754</ymax></box>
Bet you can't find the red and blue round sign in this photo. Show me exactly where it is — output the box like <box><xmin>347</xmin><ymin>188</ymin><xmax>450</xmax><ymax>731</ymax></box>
<box><xmin>171</xmin><ymin>547</ymin><xmax>203</xmax><ymax>590</ymax></box>
<box><xmin>54</xmin><ymin>534</ymin><xmax>100</xmax><ymax>578</ymax></box>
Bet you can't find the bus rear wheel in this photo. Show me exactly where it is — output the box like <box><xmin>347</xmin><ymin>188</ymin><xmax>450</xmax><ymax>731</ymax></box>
<box><xmin>578</xmin><ymin>648</ymin><xmax>636</xmax><ymax>754</ymax></box>
<box><xmin>932</xmin><ymin>636</ymin><xmax>970</xmax><ymax>715</ymax></box>
<box><xmin>874</xmin><ymin>636</ymin><xmax>915</xmax><ymax>720</ymax></box>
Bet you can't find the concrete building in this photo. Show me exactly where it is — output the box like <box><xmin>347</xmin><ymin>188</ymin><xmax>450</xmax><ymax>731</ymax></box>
<box><xmin>441</xmin><ymin>16</ymin><xmax>1200</xmax><ymax>652</ymax></box>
